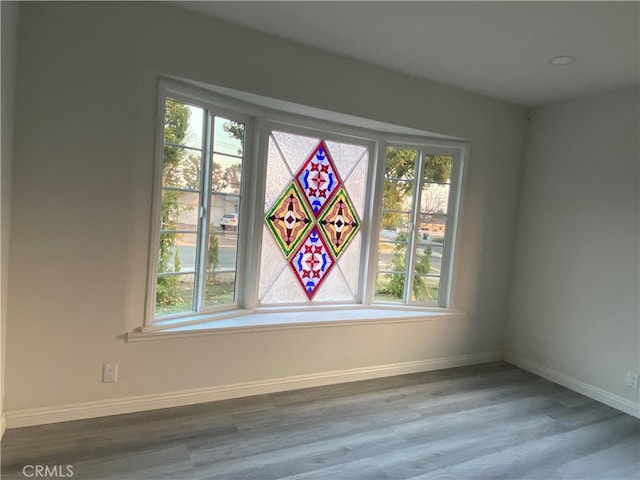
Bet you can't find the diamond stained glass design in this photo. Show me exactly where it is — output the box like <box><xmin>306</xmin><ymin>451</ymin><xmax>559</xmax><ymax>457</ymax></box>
<box><xmin>318</xmin><ymin>189</ymin><xmax>360</xmax><ymax>258</ymax></box>
<box><xmin>290</xmin><ymin>228</ymin><xmax>335</xmax><ymax>299</ymax></box>
<box><xmin>296</xmin><ymin>141</ymin><xmax>341</xmax><ymax>217</ymax></box>
<box><xmin>265</xmin><ymin>183</ymin><xmax>313</xmax><ymax>257</ymax></box>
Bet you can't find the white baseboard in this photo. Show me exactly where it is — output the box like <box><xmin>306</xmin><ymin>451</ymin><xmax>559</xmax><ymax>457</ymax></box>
<box><xmin>504</xmin><ymin>352</ymin><xmax>640</xmax><ymax>418</ymax></box>
<box><xmin>5</xmin><ymin>351</ymin><xmax>501</xmax><ymax>429</ymax></box>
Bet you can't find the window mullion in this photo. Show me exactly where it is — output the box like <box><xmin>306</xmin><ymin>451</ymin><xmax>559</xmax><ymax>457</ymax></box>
<box><xmin>194</xmin><ymin>110</ymin><xmax>214</xmax><ymax>312</ymax></box>
<box><xmin>404</xmin><ymin>150</ymin><xmax>424</xmax><ymax>304</ymax></box>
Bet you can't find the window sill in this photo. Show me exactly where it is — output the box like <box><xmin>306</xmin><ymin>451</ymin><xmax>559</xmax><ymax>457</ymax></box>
<box><xmin>126</xmin><ymin>307</ymin><xmax>465</xmax><ymax>342</ymax></box>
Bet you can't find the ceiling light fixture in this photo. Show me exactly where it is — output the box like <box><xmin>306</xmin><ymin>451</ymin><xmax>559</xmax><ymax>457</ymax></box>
<box><xmin>549</xmin><ymin>55</ymin><xmax>576</xmax><ymax>66</ymax></box>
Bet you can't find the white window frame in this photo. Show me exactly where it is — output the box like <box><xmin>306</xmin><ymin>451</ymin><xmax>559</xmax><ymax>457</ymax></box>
<box><xmin>144</xmin><ymin>79</ymin><xmax>467</xmax><ymax>329</ymax></box>
<box><xmin>369</xmin><ymin>141</ymin><xmax>465</xmax><ymax>308</ymax></box>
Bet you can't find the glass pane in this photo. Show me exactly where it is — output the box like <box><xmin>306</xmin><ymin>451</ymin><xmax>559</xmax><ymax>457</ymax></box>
<box><xmin>412</xmin><ymin>276</ymin><xmax>440</xmax><ymax>304</ymax></box>
<box><xmin>382</xmin><ymin>180</ymin><xmax>413</xmax><ymax>212</ymax></box>
<box><xmin>420</xmin><ymin>183</ymin><xmax>450</xmax><ymax>214</ymax></box>
<box><xmin>164</xmin><ymin>99</ymin><xmax>203</xmax><ymax>149</ymax></box>
<box><xmin>155</xmin><ymin>273</ymin><xmax>195</xmax><ymax>316</ymax></box>
<box><xmin>380</xmin><ymin>213</ymin><xmax>411</xmax><ymax>234</ymax></box>
<box><xmin>206</xmin><ymin>232</ymin><xmax>238</xmax><ymax>276</ymax></box>
<box><xmin>161</xmin><ymin>190</ymin><xmax>200</xmax><ymax>231</ymax></box>
<box><xmin>414</xmin><ymin>242</ymin><xmax>444</xmax><ymax>277</ymax></box>
<box><xmin>313</xmin><ymin>267</ymin><xmax>355</xmax><ymax>302</ymax></box>
<box><xmin>344</xmin><ymin>156</ymin><xmax>368</xmax><ymax>217</ymax></box>
<box><xmin>377</xmin><ymin>241</ymin><xmax>408</xmax><ymax>272</ymax></box>
<box><xmin>204</xmin><ymin>271</ymin><xmax>236</xmax><ymax>307</ymax></box>
<box><xmin>374</xmin><ymin>273</ymin><xmax>405</xmax><ymax>303</ymax></box>
<box><xmin>324</xmin><ymin>140</ymin><xmax>367</xmax><ymax>180</ymax></box>
<box><xmin>337</xmin><ymin>231</ymin><xmax>361</xmax><ymax>293</ymax></box>
<box><xmin>385</xmin><ymin>147</ymin><xmax>416</xmax><ymax>180</ymax></box>
<box><xmin>157</xmin><ymin>233</ymin><xmax>198</xmax><ymax>274</ymax></box>
<box><xmin>261</xmin><ymin>264</ymin><xmax>309</xmax><ymax>304</ymax></box>
<box><xmin>259</xmin><ymin>228</ymin><xmax>288</xmax><ymax>299</ymax></box>
<box><xmin>272</xmin><ymin>131</ymin><xmax>319</xmax><ymax>173</ymax></box>
<box><xmin>213</xmin><ymin>117</ymin><xmax>244</xmax><ymax>156</ymax></box>
<box><xmin>162</xmin><ymin>147</ymin><xmax>201</xmax><ymax>190</ymax></box>
<box><xmin>418</xmin><ymin>214</ymin><xmax>447</xmax><ymax>241</ymax></box>
<box><xmin>265</xmin><ymin>136</ymin><xmax>293</xmax><ymax>211</ymax></box>
<box><xmin>423</xmin><ymin>155</ymin><xmax>452</xmax><ymax>184</ymax></box>
<box><xmin>210</xmin><ymin>193</ymin><xmax>239</xmax><ymax>232</ymax></box>
<box><xmin>212</xmin><ymin>154</ymin><xmax>242</xmax><ymax>194</ymax></box>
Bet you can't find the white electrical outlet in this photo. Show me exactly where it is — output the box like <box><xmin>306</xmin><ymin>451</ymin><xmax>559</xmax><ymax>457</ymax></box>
<box><xmin>625</xmin><ymin>371</ymin><xmax>638</xmax><ymax>389</ymax></box>
<box><xmin>102</xmin><ymin>363</ymin><xmax>118</xmax><ymax>383</ymax></box>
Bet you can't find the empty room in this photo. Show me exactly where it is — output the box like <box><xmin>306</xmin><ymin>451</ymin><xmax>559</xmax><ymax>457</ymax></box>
<box><xmin>1</xmin><ymin>1</ymin><xmax>638</xmax><ymax>479</ymax></box>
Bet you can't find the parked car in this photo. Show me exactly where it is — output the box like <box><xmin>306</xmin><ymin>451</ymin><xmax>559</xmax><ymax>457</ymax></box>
<box><xmin>220</xmin><ymin>213</ymin><xmax>238</xmax><ymax>230</ymax></box>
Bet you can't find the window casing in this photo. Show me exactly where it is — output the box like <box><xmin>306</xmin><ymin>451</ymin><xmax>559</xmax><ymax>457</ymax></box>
<box><xmin>145</xmin><ymin>82</ymin><xmax>466</xmax><ymax>326</ymax></box>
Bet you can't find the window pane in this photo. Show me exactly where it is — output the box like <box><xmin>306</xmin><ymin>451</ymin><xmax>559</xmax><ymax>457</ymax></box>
<box><xmin>206</xmin><ymin>231</ymin><xmax>238</xmax><ymax>275</ymax></box>
<box><xmin>380</xmin><ymin>213</ymin><xmax>411</xmax><ymax>234</ymax></box>
<box><xmin>214</xmin><ymin>117</ymin><xmax>244</xmax><ymax>156</ymax></box>
<box><xmin>265</xmin><ymin>136</ymin><xmax>294</xmax><ymax>211</ymax></box>
<box><xmin>344</xmin><ymin>157</ymin><xmax>368</xmax><ymax>217</ymax></box>
<box><xmin>165</xmin><ymin>99</ymin><xmax>204</xmax><ymax>149</ymax></box>
<box><xmin>204</xmin><ymin>271</ymin><xmax>236</xmax><ymax>307</ymax></box>
<box><xmin>157</xmin><ymin>233</ymin><xmax>198</xmax><ymax>274</ymax></box>
<box><xmin>385</xmin><ymin>147</ymin><xmax>417</xmax><ymax>180</ymax></box>
<box><xmin>420</xmin><ymin>183</ymin><xmax>450</xmax><ymax>214</ymax></box>
<box><xmin>377</xmin><ymin>241</ymin><xmax>408</xmax><ymax>272</ymax></box>
<box><xmin>161</xmin><ymin>190</ymin><xmax>200</xmax><ymax>231</ymax></box>
<box><xmin>412</xmin><ymin>276</ymin><xmax>440</xmax><ymax>304</ymax></box>
<box><xmin>212</xmin><ymin>154</ymin><xmax>242</xmax><ymax>193</ymax></box>
<box><xmin>382</xmin><ymin>180</ymin><xmax>414</xmax><ymax>212</ymax></box>
<box><xmin>272</xmin><ymin>131</ymin><xmax>319</xmax><ymax>173</ymax></box>
<box><xmin>374</xmin><ymin>273</ymin><xmax>405</xmax><ymax>303</ymax></box>
<box><xmin>414</xmin><ymin>241</ymin><xmax>443</xmax><ymax>277</ymax></box>
<box><xmin>418</xmin><ymin>214</ymin><xmax>447</xmax><ymax>241</ymax></box>
<box><xmin>162</xmin><ymin>147</ymin><xmax>201</xmax><ymax>190</ymax></box>
<box><xmin>423</xmin><ymin>155</ymin><xmax>452</xmax><ymax>184</ymax></box>
<box><xmin>210</xmin><ymin>193</ymin><xmax>239</xmax><ymax>232</ymax></box>
<box><xmin>155</xmin><ymin>274</ymin><xmax>195</xmax><ymax>316</ymax></box>
<box><xmin>325</xmin><ymin>140</ymin><xmax>367</xmax><ymax>180</ymax></box>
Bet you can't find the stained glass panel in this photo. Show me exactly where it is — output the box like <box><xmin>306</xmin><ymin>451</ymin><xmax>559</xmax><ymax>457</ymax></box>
<box><xmin>295</xmin><ymin>142</ymin><xmax>342</xmax><ymax>217</ymax></box>
<box><xmin>290</xmin><ymin>228</ymin><xmax>335</xmax><ymax>300</ymax></box>
<box><xmin>318</xmin><ymin>189</ymin><xmax>360</xmax><ymax>258</ymax></box>
<box><xmin>265</xmin><ymin>183</ymin><xmax>314</xmax><ymax>258</ymax></box>
<box><xmin>262</xmin><ymin>132</ymin><xmax>368</xmax><ymax>304</ymax></box>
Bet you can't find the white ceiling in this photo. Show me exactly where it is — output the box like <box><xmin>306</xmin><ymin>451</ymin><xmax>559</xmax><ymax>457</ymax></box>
<box><xmin>173</xmin><ymin>1</ymin><xmax>639</xmax><ymax>107</ymax></box>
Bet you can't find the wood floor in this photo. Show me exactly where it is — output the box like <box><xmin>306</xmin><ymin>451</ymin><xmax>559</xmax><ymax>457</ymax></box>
<box><xmin>2</xmin><ymin>362</ymin><xmax>639</xmax><ymax>480</ymax></box>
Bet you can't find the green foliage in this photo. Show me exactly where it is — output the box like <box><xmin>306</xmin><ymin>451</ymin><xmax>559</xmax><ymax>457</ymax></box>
<box><xmin>206</xmin><ymin>236</ymin><xmax>219</xmax><ymax>285</ymax></box>
<box><xmin>382</xmin><ymin>148</ymin><xmax>415</xmax><ymax>230</ymax></box>
<box><xmin>156</xmin><ymin>100</ymin><xmax>190</xmax><ymax>308</ymax></box>
<box><xmin>423</xmin><ymin>155</ymin><xmax>451</xmax><ymax>183</ymax></box>
<box><xmin>223</xmin><ymin>121</ymin><xmax>245</xmax><ymax>155</ymax></box>
<box><xmin>377</xmin><ymin>232</ymin><xmax>435</xmax><ymax>302</ymax></box>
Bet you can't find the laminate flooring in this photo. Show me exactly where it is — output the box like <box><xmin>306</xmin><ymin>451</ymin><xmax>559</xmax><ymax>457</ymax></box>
<box><xmin>1</xmin><ymin>362</ymin><xmax>638</xmax><ymax>480</ymax></box>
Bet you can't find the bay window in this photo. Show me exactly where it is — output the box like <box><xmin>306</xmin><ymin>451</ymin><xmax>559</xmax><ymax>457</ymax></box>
<box><xmin>145</xmin><ymin>81</ymin><xmax>465</xmax><ymax>327</ymax></box>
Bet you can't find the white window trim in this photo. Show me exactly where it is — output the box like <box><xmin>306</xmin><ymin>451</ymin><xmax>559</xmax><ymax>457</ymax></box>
<box><xmin>143</xmin><ymin>78</ymin><xmax>469</xmax><ymax>333</ymax></box>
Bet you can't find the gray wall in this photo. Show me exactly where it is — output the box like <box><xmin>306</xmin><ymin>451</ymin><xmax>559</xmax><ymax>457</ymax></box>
<box><xmin>1</xmin><ymin>0</ymin><xmax>20</xmax><ymax>435</ymax></box>
<box><xmin>6</xmin><ymin>2</ymin><xmax>526</xmax><ymax>413</ymax></box>
<box><xmin>506</xmin><ymin>87</ymin><xmax>640</xmax><ymax>405</ymax></box>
